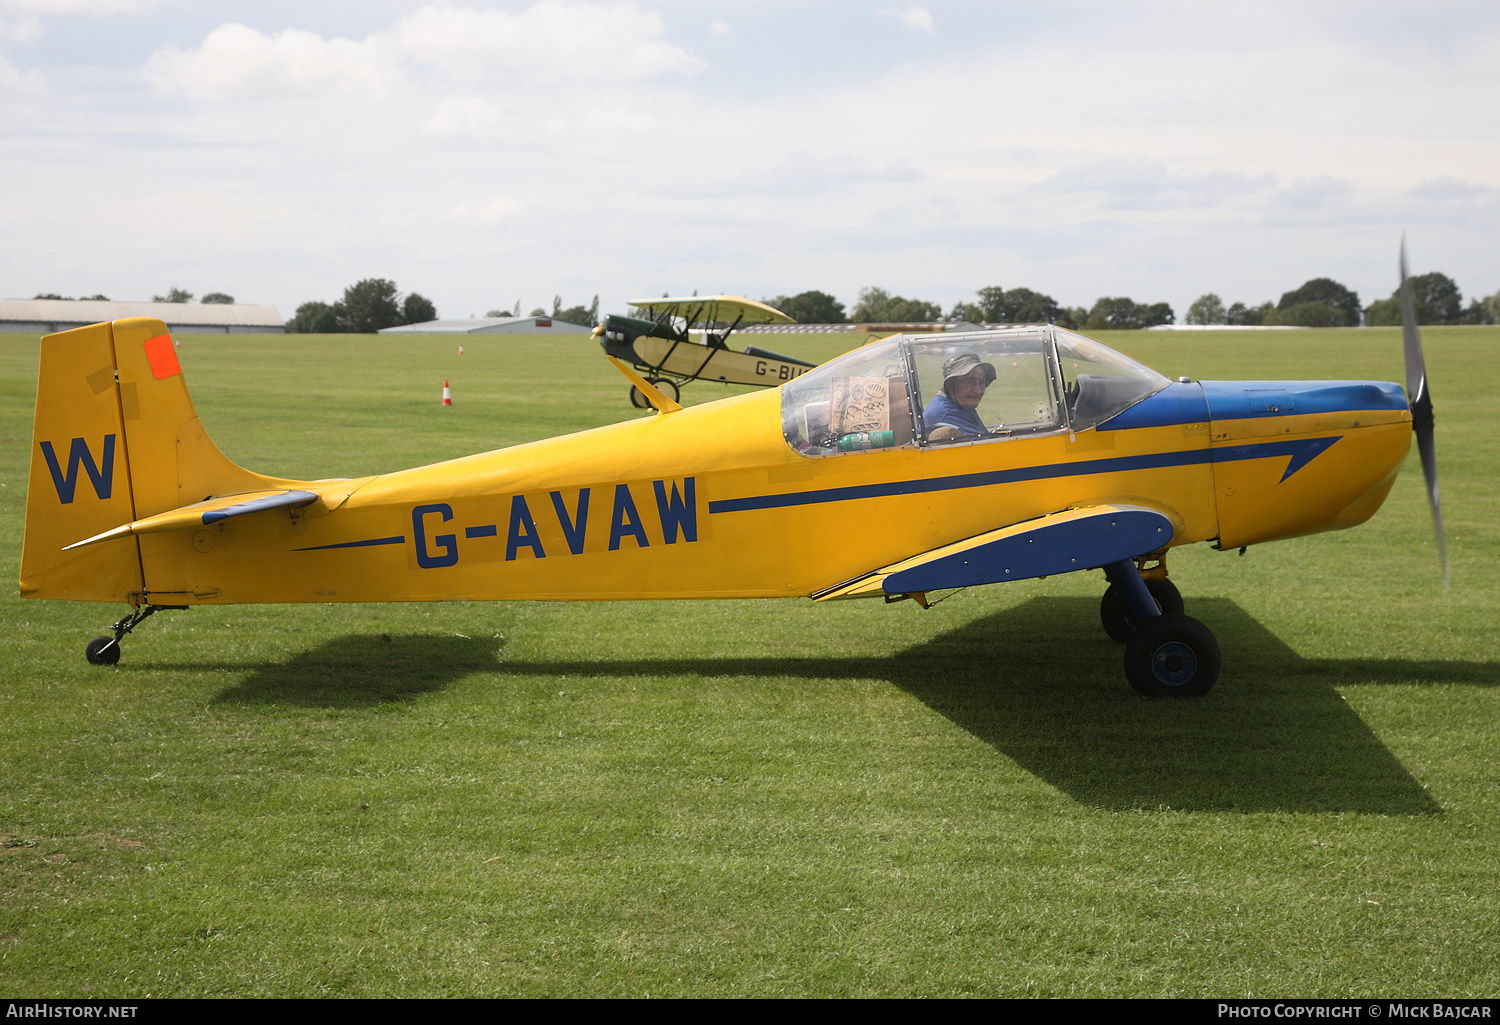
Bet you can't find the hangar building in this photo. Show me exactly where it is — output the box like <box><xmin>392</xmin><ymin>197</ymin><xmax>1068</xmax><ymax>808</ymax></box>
<box><xmin>0</xmin><ymin>299</ymin><xmax>284</xmax><ymax>334</ymax></box>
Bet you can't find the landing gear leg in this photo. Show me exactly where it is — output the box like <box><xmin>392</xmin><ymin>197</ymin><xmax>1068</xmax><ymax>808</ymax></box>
<box><xmin>1101</xmin><ymin>559</ymin><xmax>1219</xmax><ymax>697</ymax></box>
<box><xmin>85</xmin><ymin>604</ymin><xmax>189</xmax><ymax>665</ymax></box>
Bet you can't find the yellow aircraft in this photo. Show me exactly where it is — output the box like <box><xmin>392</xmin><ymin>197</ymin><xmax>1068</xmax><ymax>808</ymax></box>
<box><xmin>594</xmin><ymin>295</ymin><xmax>816</xmax><ymax>407</ymax></box>
<box><xmin>20</xmin><ymin>252</ymin><xmax>1443</xmax><ymax>697</ymax></box>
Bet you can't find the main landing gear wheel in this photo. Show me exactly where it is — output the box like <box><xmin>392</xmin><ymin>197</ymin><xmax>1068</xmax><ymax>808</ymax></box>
<box><xmin>85</xmin><ymin>636</ymin><xmax>121</xmax><ymax>666</ymax></box>
<box><xmin>1123</xmin><ymin>613</ymin><xmax>1220</xmax><ymax>697</ymax></box>
<box><xmin>1100</xmin><ymin>578</ymin><xmax>1184</xmax><ymax>642</ymax></box>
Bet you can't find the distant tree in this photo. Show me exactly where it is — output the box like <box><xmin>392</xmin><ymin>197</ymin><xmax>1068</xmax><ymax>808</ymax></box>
<box><xmin>766</xmin><ymin>290</ymin><xmax>848</xmax><ymax>324</ymax></box>
<box><xmin>340</xmin><ymin>278</ymin><xmax>402</xmax><ymax>333</ymax></box>
<box><xmin>485</xmin><ymin>308</ymin><xmax>510</xmax><ymax>318</ymax></box>
<box><xmin>851</xmin><ymin>286</ymin><xmax>941</xmax><ymax>323</ymax></box>
<box><xmin>1266</xmin><ymin>301</ymin><xmax>1343</xmax><ymax>327</ymax></box>
<box><xmin>285</xmin><ymin>301</ymin><xmax>343</xmax><ymax>333</ymax></box>
<box><xmin>33</xmin><ymin>293</ymin><xmax>69</xmax><ymax>300</ymax></box>
<box><xmin>1474</xmin><ymin>291</ymin><xmax>1500</xmax><ymax>325</ymax></box>
<box><xmin>1363</xmin><ymin>297</ymin><xmax>1401</xmax><ymax>327</ymax></box>
<box><xmin>551</xmin><ymin>294</ymin><xmax>599</xmax><ymax>327</ymax></box>
<box><xmin>1186</xmin><ymin>293</ymin><xmax>1226</xmax><ymax>325</ymax></box>
<box><xmin>153</xmin><ymin>287</ymin><xmax>194</xmax><ymax>303</ymax></box>
<box><xmin>1363</xmin><ymin>272</ymin><xmax>1467</xmax><ymax>326</ymax></box>
<box><xmin>528</xmin><ymin>307</ymin><xmax>547</xmax><ymax>317</ymax></box>
<box><xmin>1407</xmin><ymin>272</ymin><xmax>1463</xmax><ymax>324</ymax></box>
<box><xmin>1085</xmin><ymin>297</ymin><xmax>1144</xmax><ymax>330</ymax></box>
<box><xmin>1225</xmin><ymin>301</ymin><xmax>1272</xmax><ymax>326</ymax></box>
<box><xmin>1142</xmin><ymin>302</ymin><xmax>1175</xmax><ymax>327</ymax></box>
<box><xmin>1055</xmin><ymin>306</ymin><xmax>1088</xmax><ymax>330</ymax></box>
<box><xmin>1277</xmin><ymin>278</ymin><xmax>1360</xmax><ymax>327</ymax></box>
<box><xmin>970</xmin><ymin>286</ymin><xmax>1061</xmax><ymax>324</ymax></box>
<box><xmin>81</xmin><ymin>293</ymin><xmax>110</xmax><ymax>301</ymax></box>
<box><xmin>201</xmin><ymin>292</ymin><xmax>234</xmax><ymax>304</ymax></box>
<box><xmin>403</xmin><ymin>292</ymin><xmax>437</xmax><ymax>325</ymax></box>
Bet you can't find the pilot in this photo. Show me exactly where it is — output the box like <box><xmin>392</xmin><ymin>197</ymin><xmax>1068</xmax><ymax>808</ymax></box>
<box><xmin>924</xmin><ymin>352</ymin><xmax>996</xmax><ymax>441</ymax></box>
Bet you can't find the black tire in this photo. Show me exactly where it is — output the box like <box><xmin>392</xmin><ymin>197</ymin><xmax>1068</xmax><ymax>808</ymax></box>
<box><xmin>1100</xmin><ymin>578</ymin><xmax>1185</xmax><ymax>642</ymax></box>
<box><xmin>1123</xmin><ymin>613</ymin><xmax>1220</xmax><ymax>697</ymax></box>
<box><xmin>647</xmin><ymin>378</ymin><xmax>680</xmax><ymax>402</ymax></box>
<box><xmin>629</xmin><ymin>385</ymin><xmax>650</xmax><ymax>409</ymax></box>
<box><xmin>85</xmin><ymin>636</ymin><xmax>120</xmax><ymax>666</ymax></box>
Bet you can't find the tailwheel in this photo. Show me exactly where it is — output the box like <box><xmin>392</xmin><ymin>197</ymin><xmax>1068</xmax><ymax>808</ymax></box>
<box><xmin>82</xmin><ymin>604</ymin><xmax>188</xmax><ymax>666</ymax></box>
<box><xmin>1123</xmin><ymin>613</ymin><xmax>1220</xmax><ymax>697</ymax></box>
<box><xmin>1100</xmin><ymin>577</ymin><xmax>1184</xmax><ymax>642</ymax></box>
<box><xmin>85</xmin><ymin>636</ymin><xmax>120</xmax><ymax>666</ymax></box>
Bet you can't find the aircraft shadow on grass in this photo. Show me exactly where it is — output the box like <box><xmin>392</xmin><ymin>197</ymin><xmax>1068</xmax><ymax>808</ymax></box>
<box><xmin>204</xmin><ymin>597</ymin><xmax>1493</xmax><ymax>815</ymax></box>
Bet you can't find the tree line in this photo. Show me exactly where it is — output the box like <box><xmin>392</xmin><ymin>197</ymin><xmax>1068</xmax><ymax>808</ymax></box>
<box><xmin>1187</xmin><ymin>274</ymin><xmax>1500</xmax><ymax>328</ymax></box>
<box><xmin>765</xmin><ymin>287</ymin><xmax>1176</xmax><ymax>330</ymax></box>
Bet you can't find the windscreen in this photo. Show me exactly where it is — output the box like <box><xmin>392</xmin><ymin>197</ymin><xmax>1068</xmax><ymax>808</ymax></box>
<box><xmin>1052</xmin><ymin>328</ymin><xmax>1170</xmax><ymax>430</ymax></box>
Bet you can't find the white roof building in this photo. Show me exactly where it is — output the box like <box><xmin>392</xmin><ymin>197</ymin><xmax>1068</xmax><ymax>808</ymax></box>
<box><xmin>0</xmin><ymin>299</ymin><xmax>284</xmax><ymax>334</ymax></box>
<box><xmin>379</xmin><ymin>316</ymin><xmax>595</xmax><ymax>335</ymax></box>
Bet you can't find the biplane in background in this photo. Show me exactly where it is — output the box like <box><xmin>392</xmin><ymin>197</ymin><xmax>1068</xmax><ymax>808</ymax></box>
<box><xmin>594</xmin><ymin>295</ymin><xmax>817</xmax><ymax>407</ymax></box>
<box><xmin>21</xmin><ymin>245</ymin><xmax>1444</xmax><ymax>698</ymax></box>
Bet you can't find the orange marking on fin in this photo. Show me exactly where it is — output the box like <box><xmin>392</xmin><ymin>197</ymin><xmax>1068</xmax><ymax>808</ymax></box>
<box><xmin>143</xmin><ymin>334</ymin><xmax>181</xmax><ymax>380</ymax></box>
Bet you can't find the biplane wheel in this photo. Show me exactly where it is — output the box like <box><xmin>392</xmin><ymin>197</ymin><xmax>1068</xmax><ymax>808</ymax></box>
<box><xmin>1123</xmin><ymin>614</ymin><xmax>1220</xmax><ymax>697</ymax></box>
<box><xmin>628</xmin><ymin>385</ymin><xmax>651</xmax><ymax>409</ymax></box>
<box><xmin>85</xmin><ymin>636</ymin><xmax>121</xmax><ymax>666</ymax></box>
<box><xmin>647</xmin><ymin>378</ymin><xmax>680</xmax><ymax>402</ymax></box>
<box><xmin>1100</xmin><ymin>578</ymin><xmax>1184</xmax><ymax>642</ymax></box>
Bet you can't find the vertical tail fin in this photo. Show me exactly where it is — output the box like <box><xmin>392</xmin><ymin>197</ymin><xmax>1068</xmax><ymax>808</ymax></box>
<box><xmin>21</xmin><ymin>318</ymin><xmax>294</xmax><ymax>602</ymax></box>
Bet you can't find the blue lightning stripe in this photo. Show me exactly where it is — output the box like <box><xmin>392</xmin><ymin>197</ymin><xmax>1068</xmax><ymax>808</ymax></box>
<box><xmin>707</xmin><ymin>436</ymin><xmax>1342</xmax><ymax>515</ymax></box>
<box><xmin>293</xmin><ymin>536</ymin><xmax>405</xmax><ymax>551</ymax></box>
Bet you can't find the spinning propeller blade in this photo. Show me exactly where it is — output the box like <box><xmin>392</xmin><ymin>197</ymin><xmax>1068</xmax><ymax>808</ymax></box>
<box><xmin>1398</xmin><ymin>236</ymin><xmax>1449</xmax><ymax>591</ymax></box>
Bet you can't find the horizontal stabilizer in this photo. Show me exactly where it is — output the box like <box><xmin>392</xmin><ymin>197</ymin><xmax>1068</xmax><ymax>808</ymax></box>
<box><xmin>814</xmin><ymin>504</ymin><xmax>1175</xmax><ymax>599</ymax></box>
<box><xmin>63</xmin><ymin>489</ymin><xmax>318</xmax><ymax>551</ymax></box>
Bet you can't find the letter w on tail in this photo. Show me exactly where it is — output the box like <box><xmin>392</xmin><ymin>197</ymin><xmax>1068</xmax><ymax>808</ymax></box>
<box><xmin>40</xmin><ymin>435</ymin><xmax>116</xmax><ymax>503</ymax></box>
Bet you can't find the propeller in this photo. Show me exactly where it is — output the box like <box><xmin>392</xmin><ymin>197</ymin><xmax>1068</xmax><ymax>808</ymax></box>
<box><xmin>1398</xmin><ymin>236</ymin><xmax>1449</xmax><ymax>591</ymax></box>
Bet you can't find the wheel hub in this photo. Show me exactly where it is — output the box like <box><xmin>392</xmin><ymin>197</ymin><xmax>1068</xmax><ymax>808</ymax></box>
<box><xmin>1151</xmin><ymin>641</ymin><xmax>1197</xmax><ymax>687</ymax></box>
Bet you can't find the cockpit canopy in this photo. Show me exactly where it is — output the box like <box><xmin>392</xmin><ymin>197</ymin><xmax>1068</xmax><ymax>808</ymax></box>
<box><xmin>781</xmin><ymin>327</ymin><xmax>1170</xmax><ymax>456</ymax></box>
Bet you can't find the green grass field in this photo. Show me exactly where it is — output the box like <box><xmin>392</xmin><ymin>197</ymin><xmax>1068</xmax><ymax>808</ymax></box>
<box><xmin>1</xmin><ymin>326</ymin><xmax>1496</xmax><ymax>997</ymax></box>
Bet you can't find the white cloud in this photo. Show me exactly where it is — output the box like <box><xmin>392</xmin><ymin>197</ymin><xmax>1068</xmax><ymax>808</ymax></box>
<box><xmin>447</xmin><ymin>196</ymin><xmax>522</xmax><ymax>223</ymax></box>
<box><xmin>898</xmin><ymin>6</ymin><xmax>933</xmax><ymax>34</ymax></box>
<box><xmin>423</xmin><ymin>95</ymin><xmax>506</xmax><ymax>141</ymax></box>
<box><xmin>710</xmin><ymin>20</ymin><xmax>729</xmax><ymax>39</ymax></box>
<box><xmin>142</xmin><ymin>3</ymin><xmax>704</xmax><ymax>106</ymax></box>
<box><xmin>144</xmin><ymin>23</ymin><xmax>397</xmax><ymax>101</ymax></box>
<box><xmin>386</xmin><ymin>1</ymin><xmax>704</xmax><ymax>84</ymax></box>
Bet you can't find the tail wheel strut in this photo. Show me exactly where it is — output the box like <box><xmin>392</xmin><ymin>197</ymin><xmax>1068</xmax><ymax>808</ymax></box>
<box><xmin>85</xmin><ymin>604</ymin><xmax>189</xmax><ymax>665</ymax></box>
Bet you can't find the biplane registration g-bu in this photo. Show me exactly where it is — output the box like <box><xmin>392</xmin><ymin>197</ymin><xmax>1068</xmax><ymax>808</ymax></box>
<box><xmin>594</xmin><ymin>295</ymin><xmax>816</xmax><ymax>407</ymax></box>
<box><xmin>22</xmin><ymin>253</ymin><xmax>1443</xmax><ymax>697</ymax></box>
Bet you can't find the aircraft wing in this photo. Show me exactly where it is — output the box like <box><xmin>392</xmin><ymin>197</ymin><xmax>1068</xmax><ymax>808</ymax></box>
<box><xmin>627</xmin><ymin>295</ymin><xmax>795</xmax><ymax>325</ymax></box>
<box><xmin>62</xmin><ymin>489</ymin><xmax>320</xmax><ymax>551</ymax></box>
<box><xmin>814</xmin><ymin>504</ymin><xmax>1175</xmax><ymax>600</ymax></box>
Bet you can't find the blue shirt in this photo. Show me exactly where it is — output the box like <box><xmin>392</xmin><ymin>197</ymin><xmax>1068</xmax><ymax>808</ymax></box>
<box><xmin>923</xmin><ymin>392</ymin><xmax>988</xmax><ymax>438</ymax></box>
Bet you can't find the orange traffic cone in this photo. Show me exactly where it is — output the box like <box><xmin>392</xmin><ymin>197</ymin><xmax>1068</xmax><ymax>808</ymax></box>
<box><xmin>441</xmin><ymin>380</ymin><xmax>452</xmax><ymax>405</ymax></box>
<box><xmin>458</xmin><ymin>344</ymin><xmax>464</xmax><ymax>355</ymax></box>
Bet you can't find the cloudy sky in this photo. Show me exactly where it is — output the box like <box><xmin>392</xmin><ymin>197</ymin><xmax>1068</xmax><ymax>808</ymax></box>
<box><xmin>2</xmin><ymin>0</ymin><xmax>1497</xmax><ymax>321</ymax></box>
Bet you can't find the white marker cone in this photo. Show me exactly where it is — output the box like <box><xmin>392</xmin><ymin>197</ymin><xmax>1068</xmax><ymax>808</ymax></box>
<box><xmin>458</xmin><ymin>344</ymin><xmax>464</xmax><ymax>355</ymax></box>
<box><xmin>441</xmin><ymin>380</ymin><xmax>452</xmax><ymax>405</ymax></box>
